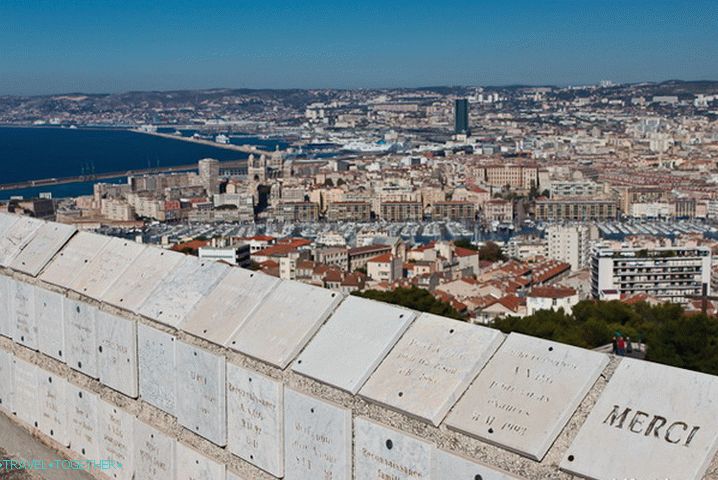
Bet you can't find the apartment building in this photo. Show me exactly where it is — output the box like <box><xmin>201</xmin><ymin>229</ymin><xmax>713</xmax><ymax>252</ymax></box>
<box><xmin>535</xmin><ymin>199</ymin><xmax>618</xmax><ymax>221</ymax></box>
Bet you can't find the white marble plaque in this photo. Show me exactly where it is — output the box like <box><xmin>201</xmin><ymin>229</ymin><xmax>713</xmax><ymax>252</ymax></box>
<box><xmin>138</xmin><ymin>257</ymin><xmax>229</xmax><ymax>327</ymax></box>
<box><xmin>64</xmin><ymin>298</ymin><xmax>99</xmax><ymax>378</ymax></box>
<box><xmin>102</xmin><ymin>247</ymin><xmax>185</xmax><ymax>312</ymax></box>
<box><xmin>36</xmin><ymin>369</ymin><xmax>69</xmax><ymax>446</ymax></box>
<box><xmin>446</xmin><ymin>333</ymin><xmax>609</xmax><ymax>460</ymax></box>
<box><xmin>12</xmin><ymin>356</ymin><xmax>38</xmax><ymax>427</ymax></box>
<box><xmin>227</xmin><ymin>363</ymin><xmax>284</xmax><ymax>476</ymax></box>
<box><xmin>181</xmin><ymin>268</ymin><xmax>279</xmax><ymax>346</ymax></box>
<box><xmin>39</xmin><ymin>231</ymin><xmax>111</xmax><ymax>288</ymax></box>
<box><xmin>138</xmin><ymin>323</ymin><xmax>176</xmax><ymax>415</ymax></box>
<box><xmin>0</xmin><ymin>216</ymin><xmax>42</xmax><ymax>267</ymax></box>
<box><xmin>226</xmin><ymin>472</ymin><xmax>246</xmax><ymax>480</ymax></box>
<box><xmin>10</xmin><ymin>280</ymin><xmax>38</xmax><ymax>350</ymax></box>
<box><xmin>98</xmin><ymin>400</ymin><xmax>135</xmax><ymax>480</ymax></box>
<box><xmin>176</xmin><ymin>341</ymin><xmax>227</xmax><ymax>446</ymax></box>
<box><xmin>0</xmin><ymin>213</ymin><xmax>19</xmax><ymax>237</ymax></box>
<box><xmin>0</xmin><ymin>348</ymin><xmax>13</xmax><ymax>414</ymax></box>
<box><xmin>176</xmin><ymin>442</ymin><xmax>226</xmax><ymax>480</ymax></box>
<box><xmin>355</xmin><ymin>417</ymin><xmax>432</xmax><ymax>480</ymax></box>
<box><xmin>68</xmin><ymin>385</ymin><xmax>100</xmax><ymax>459</ymax></box>
<box><xmin>361</xmin><ymin>313</ymin><xmax>504</xmax><ymax>426</ymax></box>
<box><xmin>561</xmin><ymin>358</ymin><xmax>718</xmax><ymax>480</ymax></box>
<box><xmin>284</xmin><ymin>388</ymin><xmax>352</xmax><ymax>480</ymax></box>
<box><xmin>0</xmin><ymin>275</ymin><xmax>10</xmax><ymax>338</ymax></box>
<box><xmin>9</xmin><ymin>222</ymin><xmax>76</xmax><ymax>276</ymax></box>
<box><xmin>293</xmin><ymin>296</ymin><xmax>415</xmax><ymax>394</ymax></box>
<box><xmin>97</xmin><ymin>310</ymin><xmax>138</xmax><ymax>397</ymax></box>
<box><xmin>134</xmin><ymin>419</ymin><xmax>176</xmax><ymax>479</ymax></box>
<box><xmin>36</xmin><ymin>287</ymin><xmax>66</xmax><ymax>362</ymax></box>
<box><xmin>432</xmin><ymin>449</ymin><xmax>521</xmax><ymax>479</ymax></box>
<box><xmin>228</xmin><ymin>281</ymin><xmax>342</xmax><ymax>368</ymax></box>
<box><xmin>69</xmin><ymin>237</ymin><xmax>146</xmax><ymax>300</ymax></box>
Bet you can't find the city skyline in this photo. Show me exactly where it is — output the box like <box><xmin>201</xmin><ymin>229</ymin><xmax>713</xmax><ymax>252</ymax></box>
<box><xmin>1</xmin><ymin>0</ymin><xmax>717</xmax><ymax>95</ymax></box>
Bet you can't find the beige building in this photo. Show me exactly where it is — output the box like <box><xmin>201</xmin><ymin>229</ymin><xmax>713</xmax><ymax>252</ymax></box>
<box><xmin>380</xmin><ymin>201</ymin><xmax>423</xmax><ymax>222</ymax></box>
<box><xmin>432</xmin><ymin>201</ymin><xmax>475</xmax><ymax>221</ymax></box>
<box><xmin>326</xmin><ymin>201</ymin><xmax>371</xmax><ymax>222</ymax></box>
<box><xmin>366</xmin><ymin>253</ymin><xmax>403</xmax><ymax>283</ymax></box>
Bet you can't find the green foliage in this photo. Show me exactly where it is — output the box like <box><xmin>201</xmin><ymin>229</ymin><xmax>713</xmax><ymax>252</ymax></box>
<box><xmin>479</xmin><ymin>241</ymin><xmax>506</xmax><ymax>262</ymax></box>
<box><xmin>353</xmin><ymin>286</ymin><xmax>465</xmax><ymax>320</ymax></box>
<box><xmin>493</xmin><ymin>299</ymin><xmax>718</xmax><ymax>375</ymax></box>
<box><xmin>454</xmin><ymin>238</ymin><xmax>478</xmax><ymax>251</ymax></box>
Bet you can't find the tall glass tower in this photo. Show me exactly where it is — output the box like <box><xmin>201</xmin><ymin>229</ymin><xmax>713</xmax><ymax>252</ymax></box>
<box><xmin>454</xmin><ymin>98</ymin><xmax>470</xmax><ymax>135</ymax></box>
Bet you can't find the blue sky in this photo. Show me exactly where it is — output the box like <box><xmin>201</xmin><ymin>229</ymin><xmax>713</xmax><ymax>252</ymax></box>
<box><xmin>1</xmin><ymin>0</ymin><xmax>716</xmax><ymax>95</ymax></box>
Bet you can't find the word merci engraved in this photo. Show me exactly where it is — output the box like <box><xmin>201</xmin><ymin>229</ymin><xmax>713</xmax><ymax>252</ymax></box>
<box><xmin>562</xmin><ymin>358</ymin><xmax>718</xmax><ymax>480</ymax></box>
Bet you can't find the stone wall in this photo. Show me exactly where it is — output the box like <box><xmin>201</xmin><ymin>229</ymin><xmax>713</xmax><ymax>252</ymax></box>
<box><xmin>1</xmin><ymin>211</ymin><xmax>717</xmax><ymax>480</ymax></box>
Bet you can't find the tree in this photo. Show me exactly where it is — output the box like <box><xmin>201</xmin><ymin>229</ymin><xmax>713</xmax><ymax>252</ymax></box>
<box><xmin>353</xmin><ymin>287</ymin><xmax>465</xmax><ymax>320</ymax></box>
<box><xmin>454</xmin><ymin>238</ymin><xmax>478</xmax><ymax>251</ymax></box>
<box><xmin>479</xmin><ymin>241</ymin><xmax>505</xmax><ymax>262</ymax></box>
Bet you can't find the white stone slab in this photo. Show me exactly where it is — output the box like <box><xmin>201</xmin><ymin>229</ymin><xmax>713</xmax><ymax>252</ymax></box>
<box><xmin>69</xmin><ymin>237</ymin><xmax>146</xmax><ymax>300</ymax></box>
<box><xmin>98</xmin><ymin>401</ymin><xmax>135</xmax><ymax>480</ymax></box>
<box><xmin>137</xmin><ymin>323</ymin><xmax>177</xmax><ymax>415</ymax></box>
<box><xmin>176</xmin><ymin>341</ymin><xmax>227</xmax><ymax>446</ymax></box>
<box><xmin>360</xmin><ymin>313</ymin><xmax>504</xmax><ymax>426</ymax></box>
<box><xmin>355</xmin><ymin>417</ymin><xmax>432</xmax><ymax>480</ymax></box>
<box><xmin>134</xmin><ymin>419</ymin><xmax>176</xmax><ymax>479</ymax></box>
<box><xmin>226</xmin><ymin>472</ymin><xmax>246</xmax><ymax>480</ymax></box>
<box><xmin>138</xmin><ymin>256</ymin><xmax>229</xmax><ymax>327</ymax></box>
<box><xmin>97</xmin><ymin>310</ymin><xmax>138</xmax><ymax>397</ymax></box>
<box><xmin>284</xmin><ymin>388</ymin><xmax>352</xmax><ymax>480</ymax></box>
<box><xmin>181</xmin><ymin>268</ymin><xmax>279</xmax><ymax>346</ymax></box>
<box><xmin>561</xmin><ymin>358</ymin><xmax>718</xmax><ymax>480</ymax></box>
<box><xmin>68</xmin><ymin>385</ymin><xmax>100</xmax><ymax>459</ymax></box>
<box><xmin>64</xmin><ymin>298</ymin><xmax>99</xmax><ymax>378</ymax></box>
<box><xmin>36</xmin><ymin>287</ymin><xmax>66</xmax><ymax>362</ymax></box>
<box><xmin>227</xmin><ymin>363</ymin><xmax>284</xmax><ymax>477</ymax></box>
<box><xmin>0</xmin><ymin>216</ymin><xmax>42</xmax><ymax>267</ymax></box>
<box><xmin>36</xmin><ymin>369</ymin><xmax>70</xmax><ymax>446</ymax></box>
<box><xmin>10</xmin><ymin>280</ymin><xmax>38</xmax><ymax>350</ymax></box>
<box><xmin>292</xmin><ymin>297</ymin><xmax>415</xmax><ymax>394</ymax></box>
<box><xmin>176</xmin><ymin>442</ymin><xmax>226</xmax><ymax>480</ymax></box>
<box><xmin>432</xmin><ymin>449</ymin><xmax>520</xmax><ymax>480</ymax></box>
<box><xmin>9</xmin><ymin>222</ymin><xmax>76</xmax><ymax>276</ymax></box>
<box><xmin>0</xmin><ymin>213</ymin><xmax>19</xmax><ymax>237</ymax></box>
<box><xmin>39</xmin><ymin>231</ymin><xmax>111</xmax><ymax>288</ymax></box>
<box><xmin>102</xmin><ymin>247</ymin><xmax>185</xmax><ymax>312</ymax></box>
<box><xmin>0</xmin><ymin>348</ymin><xmax>13</xmax><ymax>414</ymax></box>
<box><xmin>12</xmin><ymin>356</ymin><xmax>38</xmax><ymax>427</ymax></box>
<box><xmin>446</xmin><ymin>332</ymin><xmax>609</xmax><ymax>461</ymax></box>
<box><xmin>228</xmin><ymin>281</ymin><xmax>342</xmax><ymax>368</ymax></box>
<box><xmin>0</xmin><ymin>275</ymin><xmax>10</xmax><ymax>338</ymax></box>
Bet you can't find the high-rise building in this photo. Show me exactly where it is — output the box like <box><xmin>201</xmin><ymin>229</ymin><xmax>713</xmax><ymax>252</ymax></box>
<box><xmin>454</xmin><ymin>98</ymin><xmax>470</xmax><ymax>135</ymax></box>
<box><xmin>198</xmin><ymin>158</ymin><xmax>220</xmax><ymax>195</ymax></box>
<box><xmin>591</xmin><ymin>246</ymin><xmax>712</xmax><ymax>303</ymax></box>
<box><xmin>547</xmin><ymin>224</ymin><xmax>592</xmax><ymax>271</ymax></box>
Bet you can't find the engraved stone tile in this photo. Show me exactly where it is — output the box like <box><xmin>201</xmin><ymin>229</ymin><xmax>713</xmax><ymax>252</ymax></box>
<box><xmin>12</xmin><ymin>356</ymin><xmax>38</xmax><ymax>427</ymax></box>
<box><xmin>561</xmin><ymin>358</ymin><xmax>718</xmax><ymax>480</ymax></box>
<box><xmin>0</xmin><ymin>216</ymin><xmax>42</xmax><ymax>267</ymax></box>
<box><xmin>284</xmin><ymin>388</ymin><xmax>352</xmax><ymax>480</ymax></box>
<box><xmin>36</xmin><ymin>287</ymin><xmax>66</xmax><ymax>362</ymax></box>
<box><xmin>69</xmin><ymin>237</ymin><xmax>146</xmax><ymax>300</ymax></box>
<box><xmin>39</xmin><ymin>231</ymin><xmax>111</xmax><ymax>288</ymax></box>
<box><xmin>176</xmin><ymin>341</ymin><xmax>227</xmax><ymax>446</ymax></box>
<box><xmin>226</xmin><ymin>472</ymin><xmax>246</xmax><ymax>480</ymax></box>
<box><xmin>37</xmin><ymin>369</ymin><xmax>69</xmax><ymax>446</ymax></box>
<box><xmin>355</xmin><ymin>417</ymin><xmax>432</xmax><ymax>480</ymax></box>
<box><xmin>432</xmin><ymin>448</ymin><xmax>522</xmax><ymax>480</ymax></box>
<box><xmin>446</xmin><ymin>332</ymin><xmax>609</xmax><ymax>460</ymax></box>
<box><xmin>97</xmin><ymin>310</ymin><xmax>138</xmax><ymax>397</ymax></box>
<box><xmin>293</xmin><ymin>296</ymin><xmax>415</xmax><ymax>394</ymax></box>
<box><xmin>0</xmin><ymin>275</ymin><xmax>10</xmax><ymax>338</ymax></box>
<box><xmin>138</xmin><ymin>323</ymin><xmax>176</xmax><ymax>415</ymax></box>
<box><xmin>98</xmin><ymin>400</ymin><xmax>135</xmax><ymax>480</ymax></box>
<box><xmin>176</xmin><ymin>442</ymin><xmax>226</xmax><ymax>480</ymax></box>
<box><xmin>134</xmin><ymin>419</ymin><xmax>176</xmax><ymax>479</ymax></box>
<box><xmin>102</xmin><ymin>246</ymin><xmax>185</xmax><ymax>312</ymax></box>
<box><xmin>360</xmin><ymin>313</ymin><xmax>504</xmax><ymax>426</ymax></box>
<box><xmin>228</xmin><ymin>281</ymin><xmax>342</xmax><ymax>368</ymax></box>
<box><xmin>181</xmin><ymin>268</ymin><xmax>279</xmax><ymax>346</ymax></box>
<box><xmin>64</xmin><ymin>298</ymin><xmax>99</xmax><ymax>378</ymax></box>
<box><xmin>9</xmin><ymin>222</ymin><xmax>76</xmax><ymax>276</ymax></box>
<box><xmin>68</xmin><ymin>385</ymin><xmax>99</xmax><ymax>459</ymax></box>
<box><xmin>10</xmin><ymin>280</ymin><xmax>38</xmax><ymax>350</ymax></box>
<box><xmin>138</xmin><ymin>256</ymin><xmax>229</xmax><ymax>327</ymax></box>
<box><xmin>0</xmin><ymin>348</ymin><xmax>13</xmax><ymax>414</ymax></box>
<box><xmin>0</xmin><ymin>213</ymin><xmax>19</xmax><ymax>237</ymax></box>
<box><xmin>227</xmin><ymin>363</ymin><xmax>284</xmax><ymax>477</ymax></box>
